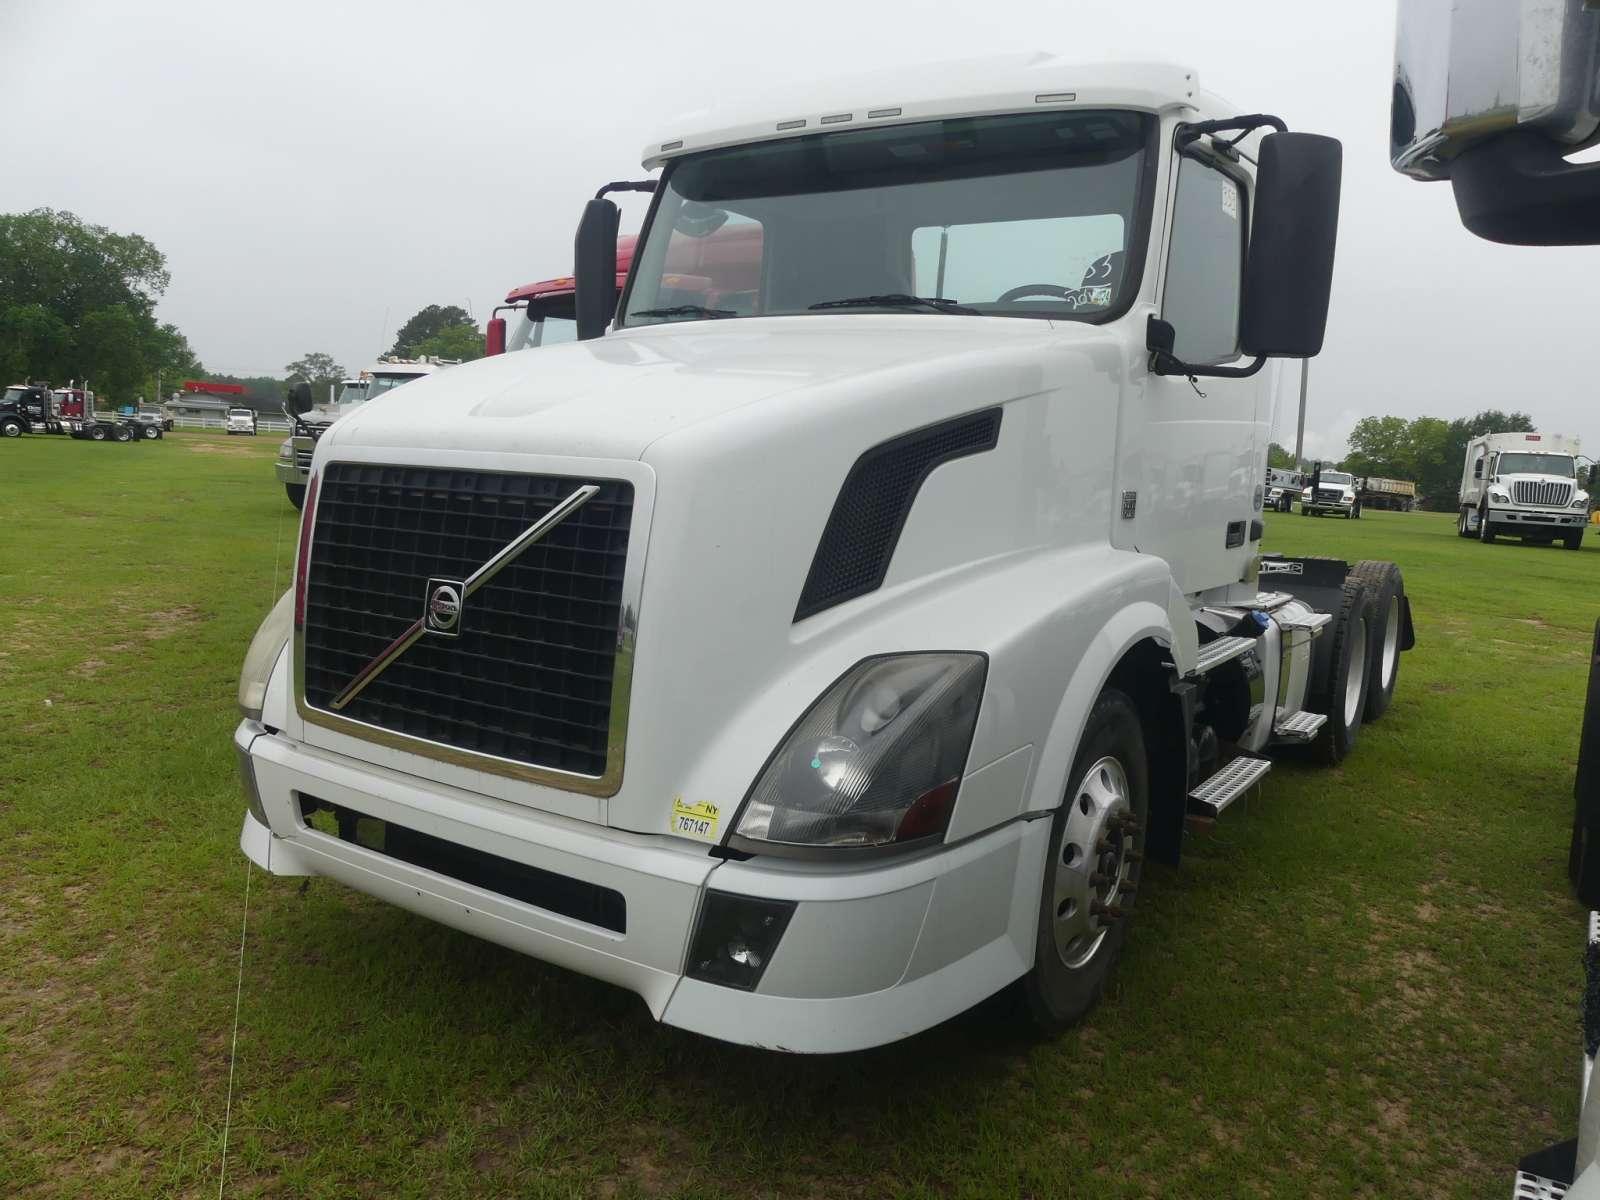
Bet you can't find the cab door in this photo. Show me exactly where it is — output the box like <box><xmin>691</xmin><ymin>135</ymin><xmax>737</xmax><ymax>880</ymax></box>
<box><xmin>1113</xmin><ymin>142</ymin><xmax>1267</xmax><ymax>597</ymax></box>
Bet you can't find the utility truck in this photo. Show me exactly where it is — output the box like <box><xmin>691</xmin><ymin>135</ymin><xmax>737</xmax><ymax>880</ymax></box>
<box><xmin>234</xmin><ymin>55</ymin><xmax>1414</xmax><ymax>1052</ymax></box>
<box><xmin>1458</xmin><ymin>431</ymin><xmax>1587</xmax><ymax>548</ymax></box>
<box><xmin>1299</xmin><ymin>467</ymin><xmax>1360</xmax><ymax>517</ymax></box>
<box><xmin>1395</xmin><ymin>1</ymin><xmax>1600</xmax><ymax>1193</ymax></box>
<box><xmin>276</xmin><ymin>359</ymin><xmax>452</xmax><ymax>509</ymax></box>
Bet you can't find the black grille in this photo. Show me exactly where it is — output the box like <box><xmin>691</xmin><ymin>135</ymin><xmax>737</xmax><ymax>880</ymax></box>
<box><xmin>795</xmin><ymin>409</ymin><xmax>1002</xmax><ymax>621</ymax></box>
<box><xmin>1315</xmin><ymin>488</ymin><xmax>1342</xmax><ymax>504</ymax></box>
<box><xmin>302</xmin><ymin>463</ymin><xmax>633</xmax><ymax>779</ymax></box>
<box><xmin>300</xmin><ymin>795</ymin><xmax>626</xmax><ymax>932</ymax></box>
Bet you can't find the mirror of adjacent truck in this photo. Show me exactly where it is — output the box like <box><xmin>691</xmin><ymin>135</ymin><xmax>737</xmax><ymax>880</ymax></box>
<box><xmin>288</xmin><ymin>381</ymin><xmax>313</xmax><ymax>414</ymax></box>
<box><xmin>484</xmin><ymin>317</ymin><xmax>506</xmax><ymax>357</ymax></box>
<box><xmin>1393</xmin><ymin>0</ymin><xmax>1600</xmax><ymax>243</ymax></box>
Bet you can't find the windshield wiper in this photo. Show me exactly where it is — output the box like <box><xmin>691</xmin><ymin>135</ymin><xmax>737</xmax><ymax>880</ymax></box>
<box><xmin>630</xmin><ymin>304</ymin><xmax>736</xmax><ymax>319</ymax></box>
<box><xmin>808</xmin><ymin>293</ymin><xmax>980</xmax><ymax>315</ymax></box>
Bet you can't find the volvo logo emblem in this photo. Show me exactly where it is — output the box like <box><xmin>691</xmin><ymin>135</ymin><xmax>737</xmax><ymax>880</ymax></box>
<box><xmin>424</xmin><ymin>578</ymin><xmax>464</xmax><ymax>636</ymax></box>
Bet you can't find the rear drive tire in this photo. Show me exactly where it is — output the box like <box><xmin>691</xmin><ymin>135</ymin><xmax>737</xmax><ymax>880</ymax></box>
<box><xmin>113</xmin><ymin>426</ymin><xmax>132</xmax><ymax>442</ymax></box>
<box><xmin>1308</xmin><ymin>578</ymin><xmax>1373</xmax><ymax>765</ymax></box>
<box><xmin>285</xmin><ymin>483</ymin><xmax>305</xmax><ymax>510</ymax></box>
<box><xmin>1018</xmin><ymin>688</ymin><xmax>1149</xmax><ymax>1035</ymax></box>
<box><xmin>1350</xmin><ymin>561</ymin><xmax>1404</xmax><ymax>722</ymax></box>
<box><xmin>89</xmin><ymin>426</ymin><xmax>108</xmax><ymax>442</ymax></box>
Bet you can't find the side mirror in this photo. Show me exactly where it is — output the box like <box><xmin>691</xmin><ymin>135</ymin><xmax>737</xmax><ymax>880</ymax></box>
<box><xmin>288</xmin><ymin>381</ymin><xmax>313</xmax><ymax>415</ymax></box>
<box><xmin>575</xmin><ymin>198</ymin><xmax>621</xmax><ymax>341</ymax></box>
<box><xmin>485</xmin><ymin>316</ymin><xmax>507</xmax><ymax>357</ymax></box>
<box><xmin>1239</xmin><ymin>132</ymin><xmax>1343</xmax><ymax>359</ymax></box>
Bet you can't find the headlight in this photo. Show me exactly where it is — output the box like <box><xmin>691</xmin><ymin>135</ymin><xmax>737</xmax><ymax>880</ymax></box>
<box><xmin>1574</xmin><ymin>494</ymin><xmax>1590</xmax><ymax>509</ymax></box>
<box><xmin>732</xmin><ymin>653</ymin><xmax>987</xmax><ymax>853</ymax></box>
<box><xmin>1340</xmin><ymin>494</ymin><xmax>1353</xmax><ymax>503</ymax></box>
<box><xmin>278</xmin><ymin>439</ymin><xmax>293</xmax><ymax>460</ymax></box>
<box><xmin>239</xmin><ymin>589</ymin><xmax>292</xmax><ymax>721</ymax></box>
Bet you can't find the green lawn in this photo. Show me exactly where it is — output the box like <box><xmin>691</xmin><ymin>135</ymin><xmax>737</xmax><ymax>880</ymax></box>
<box><xmin>0</xmin><ymin>436</ymin><xmax>1590</xmax><ymax>1199</ymax></box>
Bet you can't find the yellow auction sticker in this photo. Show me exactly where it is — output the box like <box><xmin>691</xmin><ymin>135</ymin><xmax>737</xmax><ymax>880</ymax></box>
<box><xmin>670</xmin><ymin>797</ymin><xmax>720</xmax><ymax>841</ymax></box>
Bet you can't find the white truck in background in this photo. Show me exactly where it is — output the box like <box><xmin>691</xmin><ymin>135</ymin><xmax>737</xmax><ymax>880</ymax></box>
<box><xmin>276</xmin><ymin>359</ymin><xmax>453</xmax><ymax>509</ymax></box>
<box><xmin>1457</xmin><ymin>431</ymin><xmax>1587</xmax><ymax>548</ymax></box>
<box><xmin>1299</xmin><ymin>467</ymin><xmax>1360</xmax><ymax>518</ymax></box>
<box><xmin>234</xmin><ymin>55</ymin><xmax>1416</xmax><ymax>1052</ymax></box>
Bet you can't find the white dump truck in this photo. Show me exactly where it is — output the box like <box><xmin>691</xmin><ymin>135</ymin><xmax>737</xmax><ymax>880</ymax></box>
<box><xmin>276</xmin><ymin>360</ymin><xmax>451</xmax><ymax>509</ymax></box>
<box><xmin>1457</xmin><ymin>431</ymin><xmax>1587</xmax><ymax>548</ymax></box>
<box><xmin>234</xmin><ymin>54</ymin><xmax>1415</xmax><ymax>1052</ymax></box>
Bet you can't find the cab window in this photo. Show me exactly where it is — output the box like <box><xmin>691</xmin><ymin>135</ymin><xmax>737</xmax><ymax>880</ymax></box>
<box><xmin>1162</xmin><ymin>155</ymin><xmax>1245</xmax><ymax>364</ymax></box>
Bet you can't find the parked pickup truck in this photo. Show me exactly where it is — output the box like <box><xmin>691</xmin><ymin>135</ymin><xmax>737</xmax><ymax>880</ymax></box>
<box><xmin>234</xmin><ymin>54</ymin><xmax>1414</xmax><ymax>1052</ymax></box>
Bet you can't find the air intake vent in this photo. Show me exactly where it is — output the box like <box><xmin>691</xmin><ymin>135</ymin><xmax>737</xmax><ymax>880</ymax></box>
<box><xmin>795</xmin><ymin>408</ymin><xmax>1002</xmax><ymax>621</ymax></box>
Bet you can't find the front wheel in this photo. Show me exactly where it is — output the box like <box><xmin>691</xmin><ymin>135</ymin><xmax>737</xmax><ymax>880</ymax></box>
<box><xmin>1350</xmin><ymin>502</ymin><xmax>1361</xmax><ymax>519</ymax></box>
<box><xmin>89</xmin><ymin>425</ymin><xmax>108</xmax><ymax>442</ymax></box>
<box><xmin>0</xmin><ymin>418</ymin><xmax>22</xmax><ymax>438</ymax></box>
<box><xmin>285</xmin><ymin>483</ymin><xmax>305</xmax><ymax>510</ymax></box>
<box><xmin>142</xmin><ymin>423</ymin><xmax>160</xmax><ymax>440</ymax></box>
<box><xmin>1018</xmin><ymin>688</ymin><xmax>1149</xmax><ymax>1035</ymax></box>
<box><xmin>1457</xmin><ymin>508</ymin><xmax>1474</xmax><ymax>538</ymax></box>
<box><xmin>1567</xmin><ymin>529</ymin><xmax>1585</xmax><ymax>551</ymax></box>
<box><xmin>1479</xmin><ymin>505</ymin><xmax>1497</xmax><ymax>543</ymax></box>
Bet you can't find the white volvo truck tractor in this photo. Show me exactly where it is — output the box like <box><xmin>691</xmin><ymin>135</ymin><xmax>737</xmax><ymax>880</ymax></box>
<box><xmin>277</xmin><ymin>359</ymin><xmax>454</xmax><ymax>509</ymax></box>
<box><xmin>233</xmin><ymin>55</ymin><xmax>1416</xmax><ymax>1053</ymax></box>
<box><xmin>1457</xmin><ymin>431</ymin><xmax>1588</xmax><ymax>548</ymax></box>
<box><xmin>1299</xmin><ymin>465</ymin><xmax>1361</xmax><ymax>518</ymax></box>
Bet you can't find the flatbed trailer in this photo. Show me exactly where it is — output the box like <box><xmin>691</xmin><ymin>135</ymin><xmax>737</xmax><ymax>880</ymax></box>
<box><xmin>1357</xmin><ymin>476</ymin><xmax>1416</xmax><ymax>512</ymax></box>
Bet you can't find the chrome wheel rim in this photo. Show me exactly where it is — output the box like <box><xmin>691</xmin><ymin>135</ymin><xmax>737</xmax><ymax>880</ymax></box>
<box><xmin>1379</xmin><ymin>598</ymin><xmax>1400</xmax><ymax>690</ymax></box>
<box><xmin>1343</xmin><ymin>614</ymin><xmax>1369</xmax><ymax>728</ymax></box>
<box><xmin>1053</xmin><ymin>756</ymin><xmax>1136</xmax><ymax>969</ymax></box>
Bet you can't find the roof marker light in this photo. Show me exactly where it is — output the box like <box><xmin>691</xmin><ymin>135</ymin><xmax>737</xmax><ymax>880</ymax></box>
<box><xmin>868</xmin><ymin>107</ymin><xmax>901</xmax><ymax>119</ymax></box>
<box><xmin>776</xmin><ymin>119</ymin><xmax>806</xmax><ymax>131</ymax></box>
<box><xmin>821</xmin><ymin>113</ymin><xmax>853</xmax><ymax>124</ymax></box>
<box><xmin>1036</xmin><ymin>91</ymin><xmax>1077</xmax><ymax>103</ymax></box>
<box><xmin>660</xmin><ymin>139</ymin><xmax>683</xmax><ymax>152</ymax></box>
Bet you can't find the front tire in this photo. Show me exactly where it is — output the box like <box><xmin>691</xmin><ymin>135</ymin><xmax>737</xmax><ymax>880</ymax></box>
<box><xmin>1309</xmin><ymin>578</ymin><xmax>1373</xmax><ymax>765</ymax></box>
<box><xmin>0</xmin><ymin>418</ymin><xmax>22</xmax><ymax>437</ymax></box>
<box><xmin>1457</xmin><ymin>508</ymin><xmax>1474</xmax><ymax>538</ymax></box>
<box><xmin>1479</xmin><ymin>504</ymin><xmax>1497</xmax><ymax>542</ymax></box>
<box><xmin>1018</xmin><ymin>689</ymin><xmax>1149</xmax><ymax>1035</ymax></box>
<box><xmin>285</xmin><ymin>483</ymin><xmax>305</xmax><ymax>510</ymax></box>
<box><xmin>142</xmin><ymin>423</ymin><xmax>160</xmax><ymax>440</ymax></box>
<box><xmin>89</xmin><ymin>426</ymin><xmax>108</xmax><ymax>442</ymax></box>
<box><xmin>1567</xmin><ymin>529</ymin><xmax>1585</xmax><ymax>551</ymax></box>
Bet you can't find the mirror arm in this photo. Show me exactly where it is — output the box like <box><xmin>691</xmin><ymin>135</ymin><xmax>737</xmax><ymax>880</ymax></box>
<box><xmin>1146</xmin><ymin>315</ymin><xmax>1266</xmax><ymax>380</ymax></box>
<box><xmin>1176</xmin><ymin>114</ymin><xmax>1289</xmax><ymax>157</ymax></box>
<box><xmin>593</xmin><ymin>179</ymin><xmax>657</xmax><ymax>200</ymax></box>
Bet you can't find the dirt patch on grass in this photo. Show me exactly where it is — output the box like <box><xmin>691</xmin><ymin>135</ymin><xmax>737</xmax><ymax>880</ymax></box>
<box><xmin>73</xmin><ymin>659</ymin><xmax>108</xmax><ymax>678</ymax></box>
<box><xmin>142</xmin><ymin>605</ymin><xmax>203</xmax><ymax>640</ymax></box>
<box><xmin>185</xmin><ymin>440</ymin><xmax>261</xmax><ymax>458</ymax></box>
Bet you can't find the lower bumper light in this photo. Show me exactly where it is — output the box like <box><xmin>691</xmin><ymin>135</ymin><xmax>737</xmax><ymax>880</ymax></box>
<box><xmin>686</xmin><ymin>891</ymin><xmax>797</xmax><ymax>992</ymax></box>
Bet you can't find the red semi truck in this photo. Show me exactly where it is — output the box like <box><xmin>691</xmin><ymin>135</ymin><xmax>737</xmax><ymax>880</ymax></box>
<box><xmin>484</xmin><ymin>236</ymin><xmax>638</xmax><ymax>356</ymax></box>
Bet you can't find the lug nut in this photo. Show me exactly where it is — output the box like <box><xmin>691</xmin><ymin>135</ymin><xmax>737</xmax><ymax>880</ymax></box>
<box><xmin>1090</xmin><ymin>900</ymin><xmax>1125</xmax><ymax>920</ymax></box>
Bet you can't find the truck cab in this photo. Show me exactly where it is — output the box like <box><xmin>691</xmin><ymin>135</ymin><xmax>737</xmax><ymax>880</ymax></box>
<box><xmin>0</xmin><ymin>383</ymin><xmax>57</xmax><ymax>437</ymax></box>
<box><xmin>276</xmin><ymin>360</ymin><xmax>450</xmax><ymax>508</ymax></box>
<box><xmin>235</xmin><ymin>54</ymin><xmax>1413</xmax><ymax>1052</ymax></box>
<box><xmin>1458</xmin><ymin>431</ymin><xmax>1587</xmax><ymax>547</ymax></box>
<box><xmin>226</xmin><ymin>408</ymin><xmax>258</xmax><ymax>436</ymax></box>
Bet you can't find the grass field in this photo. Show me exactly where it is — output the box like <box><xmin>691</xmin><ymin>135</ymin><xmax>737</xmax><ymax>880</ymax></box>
<box><xmin>0</xmin><ymin>433</ymin><xmax>1593</xmax><ymax>1198</ymax></box>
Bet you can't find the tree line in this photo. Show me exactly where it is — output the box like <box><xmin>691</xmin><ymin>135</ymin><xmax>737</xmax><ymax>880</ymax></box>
<box><xmin>1</xmin><ymin>208</ymin><xmax>486</xmax><ymax>411</ymax></box>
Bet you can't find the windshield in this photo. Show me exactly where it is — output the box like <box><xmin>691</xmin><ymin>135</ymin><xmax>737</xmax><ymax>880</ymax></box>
<box><xmin>507</xmin><ymin>305</ymin><xmax>579</xmax><ymax>351</ymax></box>
<box><xmin>1496</xmin><ymin>452</ymin><xmax>1575</xmax><ymax>477</ymax></box>
<box><xmin>229</xmin><ymin>409</ymin><xmax>253</xmax><ymax>418</ymax></box>
<box><xmin>366</xmin><ymin>372</ymin><xmax>425</xmax><ymax>399</ymax></box>
<box><xmin>3</xmin><ymin>387</ymin><xmax>24</xmax><ymax>404</ymax></box>
<box><xmin>334</xmin><ymin>381</ymin><xmax>368</xmax><ymax>406</ymax></box>
<box><xmin>623</xmin><ymin>110</ymin><xmax>1153</xmax><ymax>327</ymax></box>
<box><xmin>1318</xmin><ymin>472</ymin><xmax>1354</xmax><ymax>486</ymax></box>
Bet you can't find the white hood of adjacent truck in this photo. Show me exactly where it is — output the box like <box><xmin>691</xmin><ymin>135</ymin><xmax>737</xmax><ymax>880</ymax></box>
<box><xmin>321</xmin><ymin>315</ymin><xmax>1070</xmax><ymax>464</ymax></box>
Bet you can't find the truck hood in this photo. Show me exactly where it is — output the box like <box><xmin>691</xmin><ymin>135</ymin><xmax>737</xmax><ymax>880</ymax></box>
<box><xmin>323</xmin><ymin>315</ymin><xmax>1068</xmax><ymax>462</ymax></box>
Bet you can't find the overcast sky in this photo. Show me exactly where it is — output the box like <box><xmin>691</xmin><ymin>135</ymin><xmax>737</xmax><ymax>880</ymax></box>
<box><xmin>4</xmin><ymin>0</ymin><xmax>1598</xmax><ymax>460</ymax></box>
